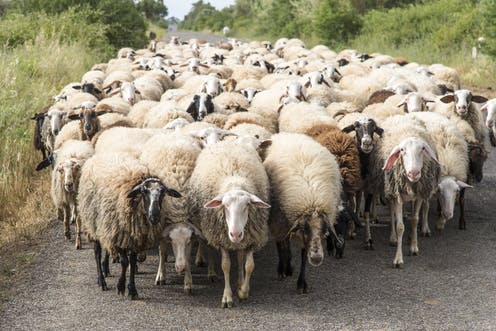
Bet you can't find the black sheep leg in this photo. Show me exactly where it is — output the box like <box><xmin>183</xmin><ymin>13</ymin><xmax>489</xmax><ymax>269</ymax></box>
<box><xmin>276</xmin><ymin>238</ymin><xmax>293</xmax><ymax>280</ymax></box>
<box><xmin>458</xmin><ymin>188</ymin><xmax>466</xmax><ymax>230</ymax></box>
<box><xmin>363</xmin><ymin>193</ymin><xmax>374</xmax><ymax>249</ymax></box>
<box><xmin>296</xmin><ymin>248</ymin><xmax>308</xmax><ymax>294</ymax></box>
<box><xmin>128</xmin><ymin>252</ymin><xmax>139</xmax><ymax>300</ymax></box>
<box><xmin>94</xmin><ymin>241</ymin><xmax>107</xmax><ymax>291</ymax></box>
<box><xmin>102</xmin><ymin>250</ymin><xmax>110</xmax><ymax>277</ymax></box>
<box><xmin>117</xmin><ymin>249</ymin><xmax>129</xmax><ymax>296</ymax></box>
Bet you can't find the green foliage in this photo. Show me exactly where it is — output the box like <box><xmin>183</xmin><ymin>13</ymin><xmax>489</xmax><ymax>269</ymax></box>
<box><xmin>136</xmin><ymin>0</ymin><xmax>168</xmax><ymax>28</ymax></box>
<box><xmin>314</xmin><ymin>0</ymin><xmax>363</xmax><ymax>47</ymax></box>
<box><xmin>10</xmin><ymin>0</ymin><xmax>147</xmax><ymax>51</ymax></box>
<box><xmin>480</xmin><ymin>0</ymin><xmax>496</xmax><ymax>57</ymax></box>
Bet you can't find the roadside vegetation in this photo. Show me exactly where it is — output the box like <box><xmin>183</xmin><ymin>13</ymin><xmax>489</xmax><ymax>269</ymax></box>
<box><xmin>0</xmin><ymin>0</ymin><xmax>167</xmax><ymax>248</ymax></box>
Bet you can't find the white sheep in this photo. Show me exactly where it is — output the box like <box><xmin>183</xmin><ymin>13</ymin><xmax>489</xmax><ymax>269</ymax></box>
<box><xmin>50</xmin><ymin>140</ymin><xmax>94</xmax><ymax>249</ymax></box>
<box><xmin>189</xmin><ymin>140</ymin><xmax>271</xmax><ymax>308</ymax></box>
<box><xmin>263</xmin><ymin>133</ymin><xmax>342</xmax><ymax>292</ymax></box>
<box><xmin>479</xmin><ymin>97</ymin><xmax>496</xmax><ymax>146</ymax></box>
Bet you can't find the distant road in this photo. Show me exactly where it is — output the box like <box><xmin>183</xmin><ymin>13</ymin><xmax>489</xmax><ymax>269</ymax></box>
<box><xmin>165</xmin><ymin>25</ymin><xmax>230</xmax><ymax>44</ymax></box>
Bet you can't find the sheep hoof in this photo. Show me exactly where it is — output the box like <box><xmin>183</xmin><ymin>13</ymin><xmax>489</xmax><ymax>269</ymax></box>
<box><xmin>364</xmin><ymin>240</ymin><xmax>375</xmax><ymax>250</ymax></box>
<box><xmin>421</xmin><ymin>231</ymin><xmax>431</xmax><ymax>237</ymax></box>
<box><xmin>278</xmin><ymin>273</ymin><xmax>286</xmax><ymax>281</ymax></box>
<box><xmin>389</xmin><ymin>240</ymin><xmax>398</xmax><ymax>247</ymax></box>
<box><xmin>184</xmin><ymin>287</ymin><xmax>192</xmax><ymax>295</ymax></box>
<box><xmin>393</xmin><ymin>262</ymin><xmax>403</xmax><ymax>269</ymax></box>
<box><xmin>458</xmin><ymin>224</ymin><xmax>466</xmax><ymax>230</ymax></box>
<box><xmin>75</xmin><ymin>242</ymin><xmax>81</xmax><ymax>250</ymax></box>
<box><xmin>155</xmin><ymin>279</ymin><xmax>165</xmax><ymax>286</ymax></box>
<box><xmin>129</xmin><ymin>293</ymin><xmax>139</xmax><ymax>300</ymax></box>
<box><xmin>64</xmin><ymin>232</ymin><xmax>71</xmax><ymax>241</ymax></box>
<box><xmin>238</xmin><ymin>289</ymin><xmax>249</xmax><ymax>300</ymax></box>
<box><xmin>137</xmin><ymin>252</ymin><xmax>147</xmax><ymax>263</ymax></box>
<box><xmin>208</xmin><ymin>274</ymin><xmax>218</xmax><ymax>282</ymax></box>
<box><xmin>195</xmin><ymin>260</ymin><xmax>207</xmax><ymax>268</ymax></box>
<box><xmin>221</xmin><ymin>300</ymin><xmax>234</xmax><ymax>308</ymax></box>
<box><xmin>297</xmin><ymin>280</ymin><xmax>308</xmax><ymax>294</ymax></box>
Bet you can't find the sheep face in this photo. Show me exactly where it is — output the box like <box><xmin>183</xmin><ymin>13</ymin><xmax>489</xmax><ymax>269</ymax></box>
<box><xmin>196</xmin><ymin>127</ymin><xmax>236</xmax><ymax>146</ymax></box>
<box><xmin>468</xmin><ymin>143</ymin><xmax>487</xmax><ymax>183</ymax></box>
<box><xmin>47</xmin><ymin>109</ymin><xmax>67</xmax><ymax>136</ymax></box>
<box><xmin>323</xmin><ymin>65</ymin><xmax>342</xmax><ymax>83</ymax></box>
<box><xmin>201</xmin><ymin>77</ymin><xmax>222</xmax><ymax>97</ymax></box>
<box><xmin>240</xmin><ymin>88</ymin><xmax>261</xmax><ymax>104</ymax></box>
<box><xmin>286</xmin><ymin>81</ymin><xmax>306</xmax><ymax>101</ymax></box>
<box><xmin>120</xmin><ymin>82</ymin><xmax>140</xmax><ymax>106</ymax></box>
<box><xmin>289</xmin><ymin>212</ymin><xmax>331</xmax><ymax>267</ymax></box>
<box><xmin>162</xmin><ymin>222</ymin><xmax>204</xmax><ymax>273</ymax></box>
<box><xmin>57</xmin><ymin>159</ymin><xmax>81</xmax><ymax>193</ymax></box>
<box><xmin>480</xmin><ymin>99</ymin><xmax>496</xmax><ymax>128</ymax></box>
<box><xmin>383</xmin><ymin>137</ymin><xmax>439</xmax><ymax>183</ymax></box>
<box><xmin>186</xmin><ymin>93</ymin><xmax>214</xmax><ymax>121</ymax></box>
<box><xmin>437</xmin><ymin>177</ymin><xmax>471</xmax><ymax>221</ymax></box>
<box><xmin>204</xmin><ymin>189</ymin><xmax>270</xmax><ymax>244</ymax></box>
<box><xmin>440</xmin><ymin>90</ymin><xmax>488</xmax><ymax>117</ymax></box>
<box><xmin>397</xmin><ymin>93</ymin><xmax>434</xmax><ymax>113</ymax></box>
<box><xmin>342</xmin><ymin>118</ymin><xmax>383</xmax><ymax>154</ymax></box>
<box><xmin>128</xmin><ymin>178</ymin><xmax>181</xmax><ymax>225</ymax></box>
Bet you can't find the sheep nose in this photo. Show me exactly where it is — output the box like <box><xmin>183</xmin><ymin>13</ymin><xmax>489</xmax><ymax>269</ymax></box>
<box><xmin>53</xmin><ymin>128</ymin><xmax>59</xmax><ymax>135</ymax></box>
<box><xmin>443</xmin><ymin>211</ymin><xmax>453</xmax><ymax>220</ymax></box>
<box><xmin>309</xmin><ymin>254</ymin><xmax>323</xmax><ymax>266</ymax></box>
<box><xmin>229</xmin><ymin>231</ymin><xmax>243</xmax><ymax>243</ymax></box>
<box><xmin>407</xmin><ymin>170</ymin><xmax>421</xmax><ymax>182</ymax></box>
<box><xmin>176</xmin><ymin>264</ymin><xmax>185</xmax><ymax>273</ymax></box>
<box><xmin>65</xmin><ymin>183</ymin><xmax>73</xmax><ymax>191</ymax></box>
<box><xmin>84</xmin><ymin>124</ymin><xmax>92</xmax><ymax>131</ymax></box>
<box><xmin>128</xmin><ymin>98</ymin><xmax>135</xmax><ymax>105</ymax></box>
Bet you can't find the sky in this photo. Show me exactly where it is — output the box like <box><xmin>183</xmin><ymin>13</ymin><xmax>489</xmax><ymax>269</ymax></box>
<box><xmin>165</xmin><ymin>0</ymin><xmax>236</xmax><ymax>20</ymax></box>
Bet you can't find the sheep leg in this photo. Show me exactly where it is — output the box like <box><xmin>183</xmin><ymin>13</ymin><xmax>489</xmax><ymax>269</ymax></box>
<box><xmin>195</xmin><ymin>240</ymin><xmax>207</xmax><ymax>267</ymax></box>
<box><xmin>117</xmin><ymin>249</ymin><xmax>129</xmax><ymax>296</ymax></box>
<box><xmin>409</xmin><ymin>199</ymin><xmax>422</xmax><ymax>256</ymax></box>
<box><xmin>297</xmin><ymin>249</ymin><xmax>308</xmax><ymax>294</ymax></box>
<box><xmin>355</xmin><ymin>191</ymin><xmax>363</xmax><ymax>217</ymax></box>
<box><xmin>238</xmin><ymin>250</ymin><xmax>254</xmax><ymax>300</ymax></box>
<box><xmin>128</xmin><ymin>252</ymin><xmax>139</xmax><ymax>300</ymax></box>
<box><xmin>458</xmin><ymin>188</ymin><xmax>466</xmax><ymax>230</ymax></box>
<box><xmin>220</xmin><ymin>248</ymin><xmax>233</xmax><ymax>308</ymax></box>
<box><xmin>155</xmin><ymin>240</ymin><xmax>167</xmax><ymax>285</ymax></box>
<box><xmin>94</xmin><ymin>241</ymin><xmax>107</xmax><ymax>291</ymax></box>
<box><xmin>63</xmin><ymin>204</ymin><xmax>71</xmax><ymax>240</ymax></box>
<box><xmin>389</xmin><ymin>203</ymin><xmax>398</xmax><ymax>247</ymax></box>
<box><xmin>347</xmin><ymin>192</ymin><xmax>357</xmax><ymax>239</ymax></box>
<box><xmin>207</xmin><ymin>244</ymin><xmax>218</xmax><ymax>282</ymax></box>
<box><xmin>435</xmin><ymin>198</ymin><xmax>446</xmax><ymax>231</ymax></box>
<box><xmin>392</xmin><ymin>198</ymin><xmax>404</xmax><ymax>268</ymax></box>
<box><xmin>102</xmin><ymin>250</ymin><xmax>110</xmax><ymax>277</ymax></box>
<box><xmin>73</xmin><ymin>209</ymin><xmax>81</xmax><ymax>250</ymax></box>
<box><xmin>363</xmin><ymin>193</ymin><xmax>374</xmax><ymax>250</ymax></box>
<box><xmin>184</xmin><ymin>260</ymin><xmax>193</xmax><ymax>295</ymax></box>
<box><xmin>236</xmin><ymin>250</ymin><xmax>245</xmax><ymax>292</ymax></box>
<box><xmin>276</xmin><ymin>238</ymin><xmax>293</xmax><ymax>279</ymax></box>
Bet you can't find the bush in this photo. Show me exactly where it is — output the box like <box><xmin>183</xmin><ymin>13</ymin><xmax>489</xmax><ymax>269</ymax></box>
<box><xmin>480</xmin><ymin>0</ymin><xmax>496</xmax><ymax>58</ymax></box>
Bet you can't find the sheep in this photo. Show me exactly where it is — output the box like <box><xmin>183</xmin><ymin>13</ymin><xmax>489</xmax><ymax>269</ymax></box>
<box><xmin>189</xmin><ymin>140</ymin><xmax>271</xmax><ymax>308</ymax></box>
<box><xmin>107</xmin><ymin>81</ymin><xmax>141</xmax><ymax>106</ymax></box>
<box><xmin>202</xmin><ymin>112</ymin><xmax>229</xmax><ymax>128</ymax></box>
<box><xmin>201</xmin><ymin>75</ymin><xmax>223</xmax><ymax>96</ymax></box>
<box><xmin>78</xmin><ymin>152</ymin><xmax>181</xmax><ymax>297</ymax></box>
<box><xmin>163</xmin><ymin>117</ymin><xmax>190</xmax><ymax>131</ymax></box>
<box><xmin>278</xmin><ymin>103</ymin><xmax>337</xmax><ymax>134</ymax></box>
<box><xmin>239</xmin><ymin>88</ymin><xmax>262</xmax><ymax>104</ymax></box>
<box><xmin>41</xmin><ymin>107</ymin><xmax>70</xmax><ymax>153</ymax></box>
<box><xmin>31</xmin><ymin>108</ymin><xmax>49</xmax><ymax>160</ymax></box>
<box><xmin>213</xmin><ymin>92</ymin><xmax>250</xmax><ymax>115</ymax></box>
<box><xmin>68</xmin><ymin>103</ymin><xmax>108</xmax><ymax>141</ymax></box>
<box><xmin>50</xmin><ymin>140</ymin><xmax>94</xmax><ymax>249</ymax></box>
<box><xmin>94</xmin><ymin>127</ymin><xmax>160</xmax><ymax>158</ymax></box>
<box><xmin>369</xmin><ymin>115</ymin><xmax>440</xmax><ymax>267</ymax></box>
<box><xmin>263</xmin><ymin>133</ymin><xmax>342</xmax><ymax>293</ymax></box>
<box><xmin>407</xmin><ymin>112</ymin><xmax>471</xmax><ymax>232</ymax></box>
<box><xmin>479</xmin><ymin>98</ymin><xmax>496</xmax><ymax>146</ymax></box>
<box><xmin>95</xmin><ymin>96</ymin><xmax>132</xmax><ymax>115</ymax></box>
<box><xmin>224</xmin><ymin>111</ymin><xmax>276</xmax><ymax>134</ymax></box>
<box><xmin>428</xmin><ymin>63</ymin><xmax>461</xmax><ymax>91</ymax></box>
<box><xmin>304</xmin><ymin>124</ymin><xmax>361</xmax><ymax>237</ymax></box>
<box><xmin>132</xmin><ymin>76</ymin><xmax>164</xmax><ymax>101</ymax></box>
<box><xmin>139</xmin><ymin>133</ymin><xmax>205</xmax><ymax>294</ymax></box>
<box><xmin>185</xmin><ymin>93</ymin><xmax>215</xmax><ymax>121</ymax></box>
<box><xmin>103</xmin><ymin>70</ymin><xmax>134</xmax><ymax>88</ymax></box>
<box><xmin>438</xmin><ymin>89</ymin><xmax>489</xmax><ymax>146</ymax></box>
<box><xmin>127</xmin><ymin>100</ymin><xmax>160</xmax><ymax>127</ymax></box>
<box><xmin>396</xmin><ymin>92</ymin><xmax>435</xmax><ymax>113</ymax></box>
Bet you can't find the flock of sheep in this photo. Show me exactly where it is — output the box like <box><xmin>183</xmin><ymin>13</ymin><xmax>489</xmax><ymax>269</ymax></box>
<box><xmin>32</xmin><ymin>34</ymin><xmax>495</xmax><ymax>308</ymax></box>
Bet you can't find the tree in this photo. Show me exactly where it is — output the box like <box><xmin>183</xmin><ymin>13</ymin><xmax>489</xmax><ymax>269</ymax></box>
<box><xmin>314</xmin><ymin>0</ymin><xmax>363</xmax><ymax>46</ymax></box>
<box><xmin>136</xmin><ymin>0</ymin><xmax>168</xmax><ymax>22</ymax></box>
<box><xmin>480</xmin><ymin>0</ymin><xmax>496</xmax><ymax>57</ymax></box>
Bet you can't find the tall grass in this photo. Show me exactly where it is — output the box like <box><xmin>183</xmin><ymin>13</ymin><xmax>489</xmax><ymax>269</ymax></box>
<box><xmin>0</xmin><ymin>13</ymin><xmax>105</xmax><ymax>247</ymax></box>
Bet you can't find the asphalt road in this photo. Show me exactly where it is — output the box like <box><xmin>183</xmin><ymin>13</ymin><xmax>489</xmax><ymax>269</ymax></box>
<box><xmin>2</xmin><ymin>32</ymin><xmax>496</xmax><ymax>330</ymax></box>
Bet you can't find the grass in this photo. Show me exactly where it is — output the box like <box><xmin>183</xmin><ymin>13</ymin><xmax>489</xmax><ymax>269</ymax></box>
<box><xmin>0</xmin><ymin>35</ymin><xmax>102</xmax><ymax>248</ymax></box>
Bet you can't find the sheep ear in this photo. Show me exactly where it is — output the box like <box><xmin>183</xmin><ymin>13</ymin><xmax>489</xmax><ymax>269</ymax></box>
<box><xmin>456</xmin><ymin>180</ymin><xmax>473</xmax><ymax>189</ymax></box>
<box><xmin>422</xmin><ymin>143</ymin><xmax>440</xmax><ymax>164</ymax></box>
<box><xmin>322</xmin><ymin>79</ymin><xmax>331</xmax><ymax>87</ymax></box>
<box><xmin>304</xmin><ymin>79</ymin><xmax>311</xmax><ymax>89</ymax></box>
<box><xmin>96</xmin><ymin>110</ymin><xmax>108</xmax><ymax>116</ymax></box>
<box><xmin>185</xmin><ymin>221</ymin><xmax>205</xmax><ymax>240</ymax></box>
<box><xmin>440</xmin><ymin>95</ymin><xmax>455</xmax><ymax>103</ymax></box>
<box><xmin>423</xmin><ymin>98</ymin><xmax>435</xmax><ymax>103</ymax></box>
<box><xmin>161</xmin><ymin>224</ymin><xmax>174</xmax><ymax>238</ymax></box>
<box><xmin>165</xmin><ymin>187</ymin><xmax>182</xmax><ymax>198</ymax></box>
<box><xmin>287</xmin><ymin>220</ymin><xmax>302</xmax><ymax>237</ymax></box>
<box><xmin>72</xmin><ymin>85</ymin><xmax>82</xmax><ymax>90</ymax></box>
<box><xmin>186</xmin><ymin>102</ymin><xmax>196</xmax><ymax>116</ymax></box>
<box><xmin>200</xmin><ymin>82</ymin><xmax>207</xmax><ymax>93</ymax></box>
<box><xmin>480</xmin><ymin>104</ymin><xmax>488</xmax><ymax>112</ymax></box>
<box><xmin>35</xmin><ymin>158</ymin><xmax>52</xmax><ymax>171</ymax></box>
<box><xmin>383</xmin><ymin>145</ymin><xmax>401</xmax><ymax>170</ymax></box>
<box><xmin>341</xmin><ymin>124</ymin><xmax>355</xmax><ymax>133</ymax></box>
<box><xmin>107</xmin><ymin>88</ymin><xmax>121</xmax><ymax>97</ymax></box>
<box><xmin>472</xmin><ymin>95</ymin><xmax>488</xmax><ymax>103</ymax></box>
<box><xmin>374</xmin><ymin>126</ymin><xmax>384</xmax><ymax>137</ymax></box>
<box><xmin>259</xmin><ymin>139</ymin><xmax>272</xmax><ymax>149</ymax></box>
<box><xmin>128</xmin><ymin>184</ymin><xmax>143</xmax><ymax>199</ymax></box>
<box><xmin>68</xmin><ymin>114</ymin><xmax>80</xmax><ymax>121</ymax></box>
<box><xmin>204</xmin><ymin>195</ymin><xmax>223</xmax><ymax>208</ymax></box>
<box><xmin>396</xmin><ymin>97</ymin><xmax>407</xmax><ymax>108</ymax></box>
<box><xmin>277</xmin><ymin>104</ymin><xmax>284</xmax><ymax>113</ymax></box>
<box><xmin>249</xmin><ymin>194</ymin><xmax>271</xmax><ymax>208</ymax></box>
<box><xmin>135</xmin><ymin>89</ymin><xmax>141</xmax><ymax>95</ymax></box>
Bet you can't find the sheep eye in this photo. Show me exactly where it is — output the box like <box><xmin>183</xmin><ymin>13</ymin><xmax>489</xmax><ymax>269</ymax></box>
<box><xmin>400</xmin><ymin>148</ymin><xmax>405</xmax><ymax>152</ymax></box>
